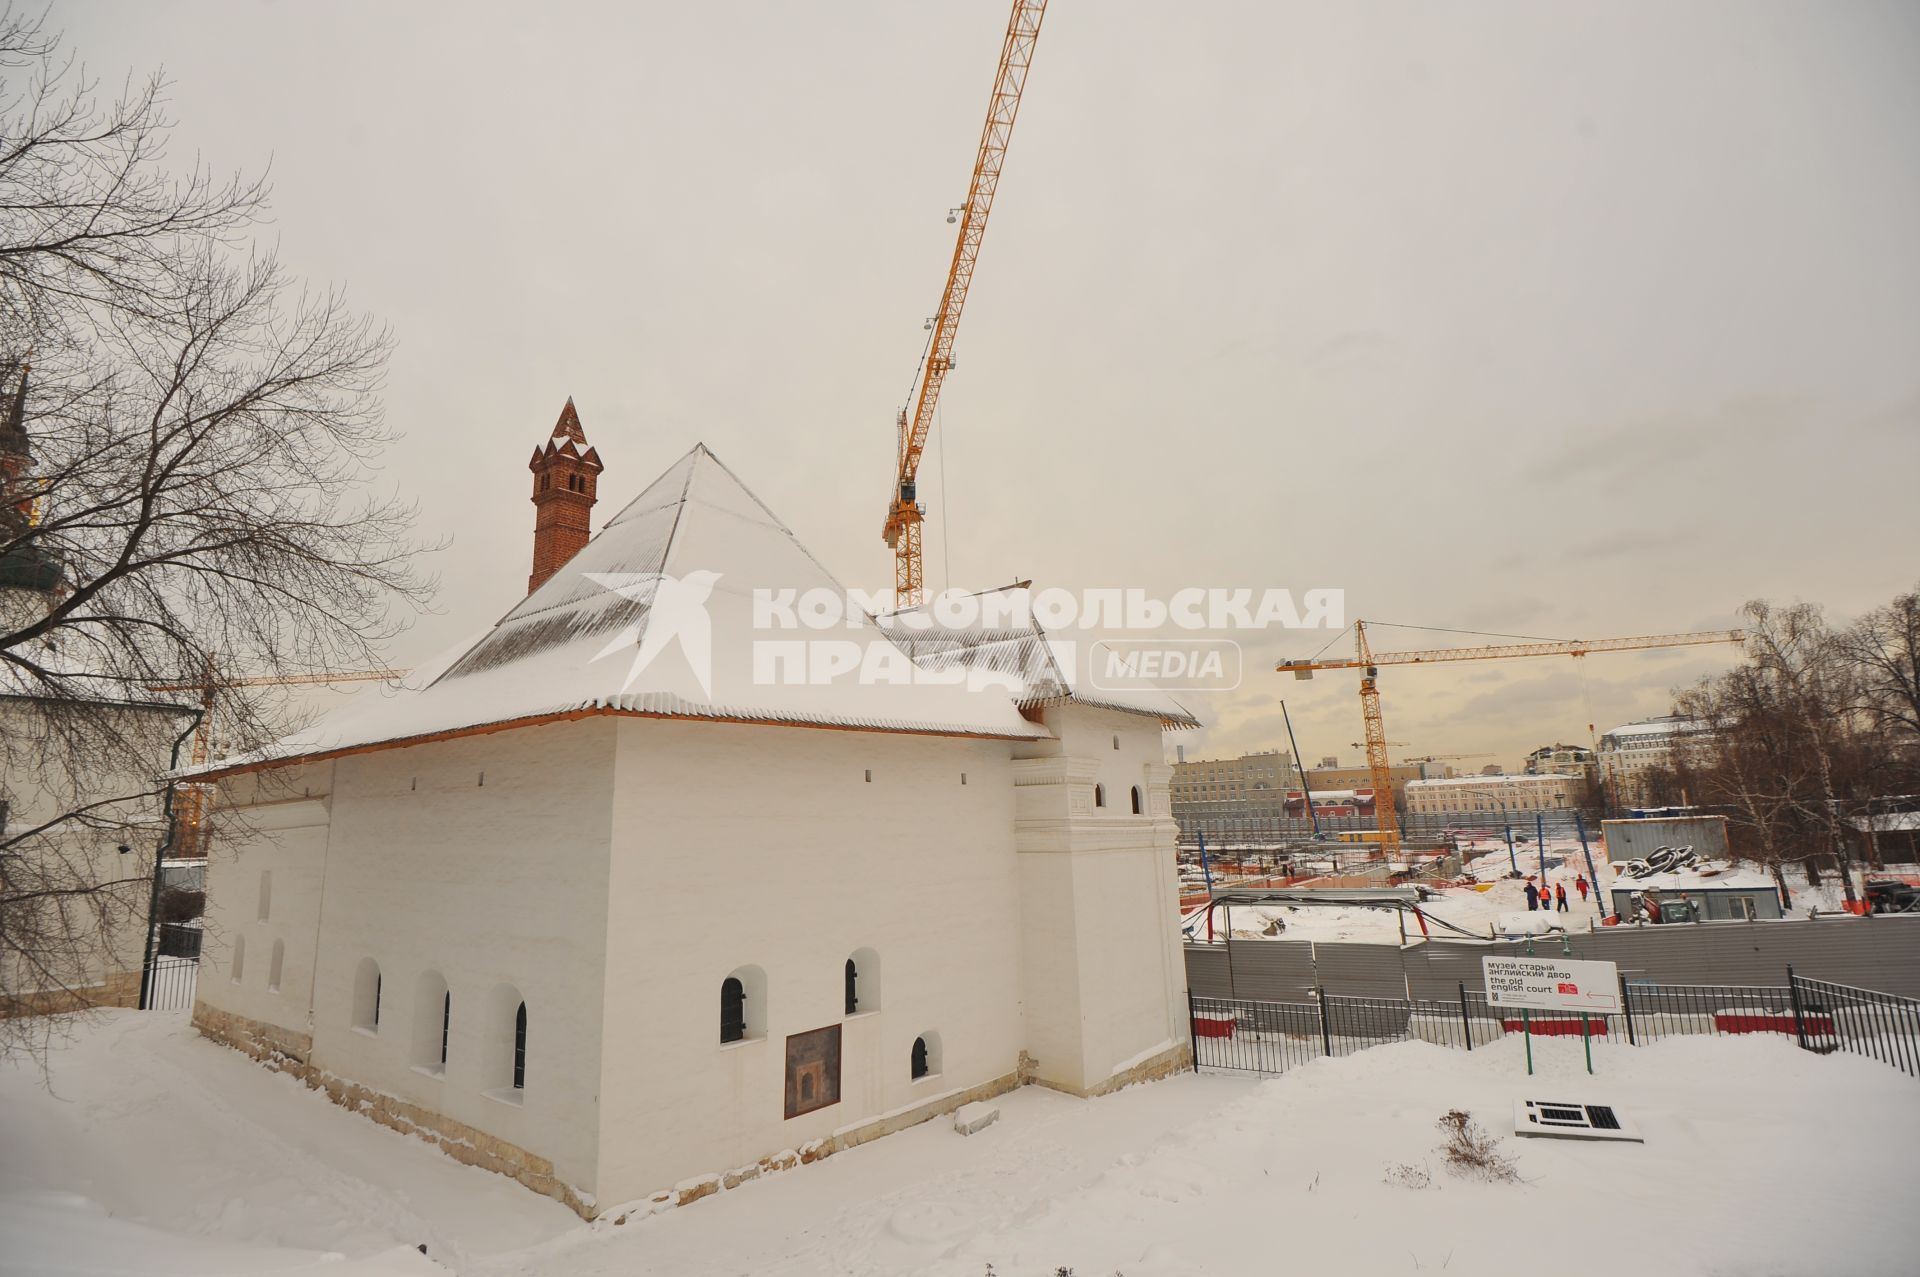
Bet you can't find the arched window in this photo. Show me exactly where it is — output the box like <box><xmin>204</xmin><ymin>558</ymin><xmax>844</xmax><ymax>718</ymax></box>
<box><xmin>721</xmin><ymin>977</ymin><xmax>746</xmax><ymax>1043</ymax></box>
<box><xmin>413</xmin><ymin>971</ymin><xmax>450</xmax><ymax>1072</ymax></box>
<box><xmin>268</xmin><ymin>939</ymin><xmax>284</xmax><ymax>992</ymax></box>
<box><xmin>353</xmin><ymin>957</ymin><xmax>382</xmax><ymax>1031</ymax></box>
<box><xmin>257</xmin><ymin>870</ymin><xmax>272</xmax><ymax>922</ymax></box>
<box><xmin>483</xmin><ymin>984</ymin><xmax>525</xmax><ymax>1097</ymax></box>
<box><xmin>845</xmin><ymin>947</ymin><xmax>880</xmax><ymax>1014</ymax></box>
<box><xmin>230</xmin><ymin>934</ymin><xmax>245</xmax><ymax>983</ymax></box>
<box><xmin>513</xmin><ymin>1002</ymin><xmax>527</xmax><ymax>1090</ymax></box>
<box><xmin>911</xmin><ymin>1030</ymin><xmax>942</xmax><ymax>1080</ymax></box>
<box><xmin>1131</xmin><ymin>786</ymin><xmax>1145</xmax><ymax>815</ymax></box>
<box><xmin>1094</xmin><ymin>784</ymin><xmax>1106</xmax><ymax>808</ymax></box>
<box><xmin>720</xmin><ymin>965</ymin><xmax>767</xmax><ymax>1043</ymax></box>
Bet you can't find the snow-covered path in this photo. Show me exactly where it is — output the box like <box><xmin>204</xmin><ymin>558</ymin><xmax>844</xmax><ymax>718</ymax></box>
<box><xmin>5</xmin><ymin>1010</ymin><xmax>1916</xmax><ymax>1275</ymax></box>
<box><xmin>0</xmin><ymin>1012</ymin><xmax>576</xmax><ymax>1273</ymax></box>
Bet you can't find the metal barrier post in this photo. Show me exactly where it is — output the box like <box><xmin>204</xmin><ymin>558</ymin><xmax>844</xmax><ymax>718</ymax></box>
<box><xmin>1575</xmin><ymin>811</ymin><xmax>1605</xmax><ymax>922</ymax></box>
<box><xmin>1620</xmin><ymin>973</ymin><xmax>1636</xmax><ymax>1046</ymax></box>
<box><xmin>1459</xmin><ymin>982</ymin><xmax>1473</xmax><ymax>1051</ymax></box>
<box><xmin>1788</xmin><ymin>963</ymin><xmax>1809</xmax><ymax>1051</ymax></box>
<box><xmin>1186</xmin><ymin>990</ymin><xmax>1198</xmax><ymax>1069</ymax></box>
<box><xmin>1317</xmin><ymin>986</ymin><xmax>1333</xmax><ymax>1057</ymax></box>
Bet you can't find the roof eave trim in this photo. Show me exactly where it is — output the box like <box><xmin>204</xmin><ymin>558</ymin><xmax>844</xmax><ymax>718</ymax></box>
<box><xmin>186</xmin><ymin>703</ymin><xmax>1051</xmax><ymax>782</ymax></box>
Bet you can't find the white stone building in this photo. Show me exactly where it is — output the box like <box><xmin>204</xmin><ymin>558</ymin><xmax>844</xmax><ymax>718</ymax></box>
<box><xmin>1597</xmin><ymin>715</ymin><xmax>1707</xmax><ymax>807</ymax></box>
<box><xmin>189</xmin><ymin>426</ymin><xmax>1196</xmax><ymax>1217</ymax></box>
<box><xmin>1404</xmin><ymin>772</ymin><xmax>1581</xmax><ymax>817</ymax></box>
<box><xmin>2</xmin><ymin>365</ymin><xmax>194</xmax><ymax>1017</ymax></box>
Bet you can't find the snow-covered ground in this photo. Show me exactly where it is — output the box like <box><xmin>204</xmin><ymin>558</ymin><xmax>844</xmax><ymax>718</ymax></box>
<box><xmin>4</xmin><ymin>1010</ymin><xmax>1916</xmax><ymax>1276</ymax></box>
<box><xmin>1185</xmin><ymin>844</ymin><xmax>1865</xmax><ymax>944</ymax></box>
<box><xmin>1186</xmin><ymin>836</ymin><xmax>1610</xmax><ymax>942</ymax></box>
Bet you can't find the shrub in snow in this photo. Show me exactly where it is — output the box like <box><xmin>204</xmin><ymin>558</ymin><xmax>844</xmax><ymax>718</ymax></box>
<box><xmin>1384</xmin><ymin>1161</ymin><xmax>1433</xmax><ymax>1189</ymax></box>
<box><xmin>1437</xmin><ymin>1109</ymin><xmax>1519</xmax><ymax>1183</ymax></box>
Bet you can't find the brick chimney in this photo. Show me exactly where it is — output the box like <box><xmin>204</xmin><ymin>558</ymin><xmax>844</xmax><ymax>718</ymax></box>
<box><xmin>526</xmin><ymin>397</ymin><xmax>603</xmax><ymax>593</ymax></box>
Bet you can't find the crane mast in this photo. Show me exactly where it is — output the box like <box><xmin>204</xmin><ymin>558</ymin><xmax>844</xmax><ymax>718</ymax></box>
<box><xmin>882</xmin><ymin>0</ymin><xmax>1047</xmax><ymax>610</ymax></box>
<box><xmin>1354</xmin><ymin>622</ymin><xmax>1401</xmax><ymax>850</ymax></box>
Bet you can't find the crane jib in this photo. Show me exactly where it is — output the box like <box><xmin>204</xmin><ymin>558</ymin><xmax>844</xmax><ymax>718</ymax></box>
<box><xmin>884</xmin><ymin>0</ymin><xmax>1048</xmax><ymax>608</ymax></box>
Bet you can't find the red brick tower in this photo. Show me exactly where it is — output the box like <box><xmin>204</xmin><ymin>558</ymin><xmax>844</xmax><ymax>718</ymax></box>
<box><xmin>526</xmin><ymin>397</ymin><xmax>604</xmax><ymax>593</ymax></box>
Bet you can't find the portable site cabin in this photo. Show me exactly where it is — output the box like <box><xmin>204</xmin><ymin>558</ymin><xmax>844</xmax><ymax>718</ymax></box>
<box><xmin>1610</xmin><ymin>864</ymin><xmax>1784</xmax><ymax>923</ymax></box>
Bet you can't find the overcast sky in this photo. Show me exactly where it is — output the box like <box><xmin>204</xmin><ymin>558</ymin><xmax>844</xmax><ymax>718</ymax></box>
<box><xmin>62</xmin><ymin>0</ymin><xmax>1920</xmax><ymax>769</ymax></box>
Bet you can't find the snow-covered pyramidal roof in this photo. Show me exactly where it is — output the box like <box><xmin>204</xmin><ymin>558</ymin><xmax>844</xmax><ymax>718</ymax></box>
<box><xmin>207</xmin><ymin>444</ymin><xmax>1048</xmax><ymax>775</ymax></box>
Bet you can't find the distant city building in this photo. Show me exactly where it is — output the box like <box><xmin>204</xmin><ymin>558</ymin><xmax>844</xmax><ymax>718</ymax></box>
<box><xmin>1597</xmin><ymin>715</ymin><xmax>1708</xmax><ymax>807</ymax></box>
<box><xmin>1525</xmin><ymin>743</ymin><xmax>1597</xmax><ymax>784</ymax></box>
<box><xmin>1284</xmin><ymin>787</ymin><xmax>1375</xmax><ymax>817</ymax></box>
<box><xmin>1304</xmin><ymin>763</ymin><xmax>1424</xmax><ymax>809</ymax></box>
<box><xmin>1480</xmin><ymin>763</ymin><xmax>1503</xmax><ymax>776</ymax></box>
<box><xmin>1170</xmin><ymin>748</ymin><xmax>1296</xmax><ymax>834</ymax></box>
<box><xmin>1404</xmin><ymin>773</ymin><xmax>1582</xmax><ymax>817</ymax></box>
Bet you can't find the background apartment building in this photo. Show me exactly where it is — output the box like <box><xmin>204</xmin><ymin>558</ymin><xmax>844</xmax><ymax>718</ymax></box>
<box><xmin>1170</xmin><ymin>749</ymin><xmax>1294</xmax><ymax>833</ymax></box>
<box><xmin>1403</xmin><ymin>772</ymin><xmax>1582</xmax><ymax>817</ymax></box>
<box><xmin>1597</xmin><ymin>715</ymin><xmax>1708</xmax><ymax>808</ymax></box>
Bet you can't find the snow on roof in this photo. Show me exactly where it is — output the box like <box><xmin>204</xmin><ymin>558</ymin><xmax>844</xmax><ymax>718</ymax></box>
<box><xmin>887</xmin><ymin>590</ymin><xmax>1200</xmax><ymax>729</ymax></box>
<box><xmin>1852</xmin><ymin>811</ymin><xmax>1920</xmax><ymax>833</ymax></box>
<box><xmin>0</xmin><ymin>637</ymin><xmax>195</xmax><ymax>716</ymax></box>
<box><xmin>1609</xmin><ymin>862</ymin><xmax>1778</xmax><ymax>892</ymax></box>
<box><xmin>197</xmin><ymin>444</ymin><xmax>1051</xmax><ymax>775</ymax></box>
<box><xmin>1406</xmin><ymin>773</ymin><xmax>1576</xmax><ymax>788</ymax></box>
<box><xmin>1601</xmin><ymin>716</ymin><xmax>1702</xmax><ymax>740</ymax></box>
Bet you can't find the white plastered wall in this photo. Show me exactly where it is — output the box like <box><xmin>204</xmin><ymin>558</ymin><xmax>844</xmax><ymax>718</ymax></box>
<box><xmin>1012</xmin><ymin>704</ymin><xmax>1188</xmax><ymax>1094</ymax></box>
<box><xmin>594</xmin><ymin>717</ymin><xmax>1023</xmax><ymax>1207</ymax></box>
<box><xmin>199</xmin><ymin>723</ymin><xmax>616</xmax><ymax>1200</ymax></box>
<box><xmin>196</xmin><ymin>762</ymin><xmax>335</xmax><ymax>1030</ymax></box>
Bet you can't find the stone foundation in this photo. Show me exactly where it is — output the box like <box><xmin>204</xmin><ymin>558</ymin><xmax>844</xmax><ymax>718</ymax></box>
<box><xmin>192</xmin><ymin>1003</ymin><xmax>592</xmax><ymax>1217</ymax></box>
<box><xmin>610</xmin><ymin>1063</ymin><xmax>1028</xmax><ymax>1224</ymax></box>
<box><xmin>0</xmin><ymin>968</ymin><xmax>143</xmax><ymax>1019</ymax></box>
<box><xmin>196</xmin><ymin>1001</ymin><xmax>1191</xmax><ymax>1225</ymax></box>
<box><xmin>1033</xmin><ymin>1041</ymin><xmax>1196</xmax><ymax>1099</ymax></box>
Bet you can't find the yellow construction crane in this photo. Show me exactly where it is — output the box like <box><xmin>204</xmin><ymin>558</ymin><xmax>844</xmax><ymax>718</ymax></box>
<box><xmin>1279</xmin><ymin>622</ymin><xmax>1746</xmax><ymax>848</ymax></box>
<box><xmin>882</xmin><ymin>0</ymin><xmax>1047</xmax><ymax>609</ymax></box>
<box><xmin>147</xmin><ymin>668</ymin><xmax>406</xmax><ymax>855</ymax></box>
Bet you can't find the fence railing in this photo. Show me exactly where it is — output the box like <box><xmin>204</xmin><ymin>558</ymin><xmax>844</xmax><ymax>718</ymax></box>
<box><xmin>1192</xmin><ymin>967</ymin><xmax>1920</xmax><ymax>1082</ymax></box>
<box><xmin>140</xmin><ymin>955</ymin><xmax>199</xmax><ymax>1012</ymax></box>
<box><xmin>1793</xmin><ymin>973</ymin><xmax>1920</xmax><ymax>1077</ymax></box>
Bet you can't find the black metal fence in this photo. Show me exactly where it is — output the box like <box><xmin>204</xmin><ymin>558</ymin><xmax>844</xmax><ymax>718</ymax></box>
<box><xmin>1192</xmin><ymin>967</ymin><xmax>1920</xmax><ymax>1082</ymax></box>
<box><xmin>1794</xmin><ymin>974</ymin><xmax>1920</xmax><ymax>1077</ymax></box>
<box><xmin>140</xmin><ymin>955</ymin><xmax>199</xmax><ymax>1011</ymax></box>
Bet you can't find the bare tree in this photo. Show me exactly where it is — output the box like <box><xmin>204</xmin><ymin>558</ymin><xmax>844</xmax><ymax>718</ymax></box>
<box><xmin>1838</xmin><ymin>585</ymin><xmax>1920</xmax><ymax>745</ymax></box>
<box><xmin>1672</xmin><ymin>600</ymin><xmax>1885</xmax><ymax>904</ymax></box>
<box><xmin>1675</xmin><ymin>665</ymin><xmax>1818</xmax><ymax>903</ymax></box>
<box><xmin>0</xmin><ymin>9</ymin><xmax>430</xmax><ymax>1056</ymax></box>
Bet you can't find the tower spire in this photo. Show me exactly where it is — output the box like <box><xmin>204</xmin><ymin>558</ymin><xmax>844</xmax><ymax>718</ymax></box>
<box><xmin>526</xmin><ymin>396</ymin><xmax>604</xmax><ymax>593</ymax></box>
